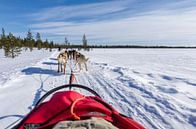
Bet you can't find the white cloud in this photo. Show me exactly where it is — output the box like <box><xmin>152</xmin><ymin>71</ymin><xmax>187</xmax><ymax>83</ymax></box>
<box><xmin>31</xmin><ymin>22</ymin><xmax>74</xmax><ymax>28</ymax></box>
<box><xmin>29</xmin><ymin>0</ymin><xmax>196</xmax><ymax>46</ymax></box>
<box><xmin>31</xmin><ymin>0</ymin><xmax>133</xmax><ymax>21</ymax></box>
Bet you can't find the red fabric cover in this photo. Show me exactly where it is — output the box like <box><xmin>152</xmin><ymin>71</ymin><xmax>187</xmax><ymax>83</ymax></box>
<box><xmin>18</xmin><ymin>91</ymin><xmax>145</xmax><ymax>129</ymax></box>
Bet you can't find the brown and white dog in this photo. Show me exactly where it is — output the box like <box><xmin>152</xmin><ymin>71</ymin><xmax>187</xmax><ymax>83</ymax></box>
<box><xmin>75</xmin><ymin>53</ymin><xmax>89</xmax><ymax>71</ymax></box>
<box><xmin>57</xmin><ymin>50</ymin><xmax>68</xmax><ymax>73</ymax></box>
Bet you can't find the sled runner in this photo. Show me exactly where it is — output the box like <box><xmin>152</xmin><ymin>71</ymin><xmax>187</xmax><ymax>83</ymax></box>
<box><xmin>13</xmin><ymin>84</ymin><xmax>145</xmax><ymax>129</ymax></box>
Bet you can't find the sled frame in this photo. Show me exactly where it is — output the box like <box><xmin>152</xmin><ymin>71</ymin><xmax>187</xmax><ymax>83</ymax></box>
<box><xmin>35</xmin><ymin>84</ymin><xmax>101</xmax><ymax>107</ymax></box>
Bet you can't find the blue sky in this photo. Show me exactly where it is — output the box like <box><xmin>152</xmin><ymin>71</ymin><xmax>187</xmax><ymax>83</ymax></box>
<box><xmin>0</xmin><ymin>0</ymin><xmax>196</xmax><ymax>46</ymax></box>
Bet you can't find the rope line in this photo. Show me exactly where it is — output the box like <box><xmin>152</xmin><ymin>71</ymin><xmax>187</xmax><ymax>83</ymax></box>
<box><xmin>67</xmin><ymin>59</ymin><xmax>82</xmax><ymax>93</ymax></box>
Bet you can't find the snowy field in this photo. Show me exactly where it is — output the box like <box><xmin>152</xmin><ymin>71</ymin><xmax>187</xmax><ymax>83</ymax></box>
<box><xmin>0</xmin><ymin>48</ymin><xmax>196</xmax><ymax>129</ymax></box>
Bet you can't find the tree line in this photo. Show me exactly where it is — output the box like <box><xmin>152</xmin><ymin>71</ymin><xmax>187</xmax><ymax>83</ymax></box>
<box><xmin>1</xmin><ymin>28</ymin><xmax>195</xmax><ymax>58</ymax></box>
<box><xmin>85</xmin><ymin>45</ymin><xmax>196</xmax><ymax>48</ymax></box>
<box><xmin>0</xmin><ymin>28</ymin><xmax>91</xmax><ymax>58</ymax></box>
<box><xmin>0</xmin><ymin>28</ymin><xmax>57</xmax><ymax>58</ymax></box>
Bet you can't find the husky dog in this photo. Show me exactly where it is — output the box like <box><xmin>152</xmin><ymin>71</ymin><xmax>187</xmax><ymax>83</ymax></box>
<box><xmin>57</xmin><ymin>50</ymin><xmax>68</xmax><ymax>73</ymax></box>
<box><xmin>72</xmin><ymin>50</ymin><xmax>78</xmax><ymax>61</ymax></box>
<box><xmin>68</xmin><ymin>50</ymin><xmax>77</xmax><ymax>60</ymax></box>
<box><xmin>75</xmin><ymin>53</ymin><xmax>89</xmax><ymax>71</ymax></box>
<box><xmin>67</xmin><ymin>50</ymin><xmax>73</xmax><ymax>59</ymax></box>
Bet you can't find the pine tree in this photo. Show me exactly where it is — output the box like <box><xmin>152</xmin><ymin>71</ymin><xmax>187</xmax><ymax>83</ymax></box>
<box><xmin>49</xmin><ymin>41</ymin><xmax>54</xmax><ymax>52</ymax></box>
<box><xmin>43</xmin><ymin>39</ymin><xmax>49</xmax><ymax>50</ymax></box>
<box><xmin>17</xmin><ymin>36</ymin><xmax>23</xmax><ymax>48</ymax></box>
<box><xmin>65</xmin><ymin>37</ymin><xmax>68</xmax><ymax>46</ymax></box>
<box><xmin>4</xmin><ymin>33</ymin><xmax>21</xmax><ymax>58</ymax></box>
<box><xmin>0</xmin><ymin>38</ymin><xmax>1</xmax><ymax>49</ymax></box>
<box><xmin>23</xmin><ymin>38</ymin><xmax>28</xmax><ymax>51</ymax></box>
<box><xmin>0</xmin><ymin>35</ymin><xmax>2</xmax><ymax>49</ymax></box>
<box><xmin>36</xmin><ymin>32</ymin><xmax>42</xmax><ymax>50</ymax></box>
<box><xmin>83</xmin><ymin>34</ymin><xmax>87</xmax><ymax>48</ymax></box>
<box><xmin>1</xmin><ymin>28</ymin><xmax>6</xmax><ymax>49</ymax></box>
<box><xmin>27</xmin><ymin>29</ymin><xmax>33</xmax><ymax>40</ymax></box>
<box><xmin>11</xmin><ymin>35</ymin><xmax>22</xmax><ymax>58</ymax></box>
<box><xmin>26</xmin><ymin>29</ymin><xmax>34</xmax><ymax>51</ymax></box>
<box><xmin>4</xmin><ymin>35</ymin><xmax>10</xmax><ymax>57</ymax></box>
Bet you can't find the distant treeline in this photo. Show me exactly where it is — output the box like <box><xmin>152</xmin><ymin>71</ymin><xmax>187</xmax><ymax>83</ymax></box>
<box><xmin>1</xmin><ymin>28</ymin><xmax>195</xmax><ymax>58</ymax></box>
<box><xmin>0</xmin><ymin>28</ymin><xmax>91</xmax><ymax>58</ymax></box>
<box><xmin>63</xmin><ymin>45</ymin><xmax>196</xmax><ymax>49</ymax></box>
<box><xmin>88</xmin><ymin>45</ymin><xmax>196</xmax><ymax>48</ymax></box>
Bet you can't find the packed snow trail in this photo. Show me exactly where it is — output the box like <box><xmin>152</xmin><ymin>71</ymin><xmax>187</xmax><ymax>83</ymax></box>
<box><xmin>0</xmin><ymin>49</ymin><xmax>196</xmax><ymax>129</ymax></box>
<box><xmin>0</xmin><ymin>50</ymin><xmax>70</xmax><ymax>128</ymax></box>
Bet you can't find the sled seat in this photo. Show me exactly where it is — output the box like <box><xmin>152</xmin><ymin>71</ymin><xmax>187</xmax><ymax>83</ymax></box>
<box><xmin>17</xmin><ymin>90</ymin><xmax>145</xmax><ymax>129</ymax></box>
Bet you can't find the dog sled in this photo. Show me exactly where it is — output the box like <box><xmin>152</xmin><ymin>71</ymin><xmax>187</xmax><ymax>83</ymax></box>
<box><xmin>12</xmin><ymin>53</ymin><xmax>145</xmax><ymax>129</ymax></box>
<box><xmin>12</xmin><ymin>83</ymin><xmax>145</xmax><ymax>129</ymax></box>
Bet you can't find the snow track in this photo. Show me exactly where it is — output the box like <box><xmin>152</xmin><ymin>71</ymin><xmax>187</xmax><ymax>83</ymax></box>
<box><xmin>76</xmin><ymin>63</ymin><xmax>194</xmax><ymax>129</ymax></box>
<box><xmin>0</xmin><ymin>49</ymin><xmax>195</xmax><ymax>129</ymax></box>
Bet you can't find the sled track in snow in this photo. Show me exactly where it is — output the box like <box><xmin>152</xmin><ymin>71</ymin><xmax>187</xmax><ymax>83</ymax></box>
<box><xmin>80</xmin><ymin>69</ymin><xmax>168</xmax><ymax>129</ymax></box>
<box><xmin>74</xmin><ymin>62</ymin><xmax>195</xmax><ymax>129</ymax></box>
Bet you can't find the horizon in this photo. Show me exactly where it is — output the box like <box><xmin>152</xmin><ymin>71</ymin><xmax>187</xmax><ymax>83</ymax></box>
<box><xmin>1</xmin><ymin>0</ymin><xmax>196</xmax><ymax>46</ymax></box>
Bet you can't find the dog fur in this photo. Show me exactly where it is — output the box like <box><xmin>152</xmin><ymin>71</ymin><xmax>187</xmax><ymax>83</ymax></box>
<box><xmin>57</xmin><ymin>50</ymin><xmax>68</xmax><ymax>73</ymax></box>
<box><xmin>75</xmin><ymin>53</ymin><xmax>89</xmax><ymax>71</ymax></box>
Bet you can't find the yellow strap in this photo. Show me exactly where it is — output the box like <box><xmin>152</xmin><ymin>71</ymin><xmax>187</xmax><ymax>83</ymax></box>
<box><xmin>70</xmin><ymin>97</ymin><xmax>85</xmax><ymax>120</ymax></box>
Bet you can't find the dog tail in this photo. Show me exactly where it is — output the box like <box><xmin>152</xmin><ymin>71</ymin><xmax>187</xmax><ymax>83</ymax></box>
<box><xmin>86</xmin><ymin>58</ymin><xmax>89</xmax><ymax>61</ymax></box>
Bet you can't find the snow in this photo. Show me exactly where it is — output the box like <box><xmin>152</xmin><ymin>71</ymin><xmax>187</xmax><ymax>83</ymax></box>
<box><xmin>0</xmin><ymin>49</ymin><xmax>52</xmax><ymax>86</ymax></box>
<box><xmin>0</xmin><ymin>48</ymin><xmax>196</xmax><ymax>129</ymax></box>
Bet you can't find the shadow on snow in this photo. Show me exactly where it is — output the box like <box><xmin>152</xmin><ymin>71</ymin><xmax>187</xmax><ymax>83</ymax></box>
<box><xmin>21</xmin><ymin>67</ymin><xmax>61</xmax><ymax>76</ymax></box>
<box><xmin>49</xmin><ymin>58</ymin><xmax>57</xmax><ymax>61</ymax></box>
<box><xmin>161</xmin><ymin>75</ymin><xmax>196</xmax><ymax>87</ymax></box>
<box><xmin>0</xmin><ymin>114</ymin><xmax>24</xmax><ymax>129</ymax></box>
<box><xmin>0</xmin><ymin>114</ymin><xmax>24</xmax><ymax>120</ymax></box>
<box><xmin>27</xmin><ymin>75</ymin><xmax>51</xmax><ymax>110</ymax></box>
<box><xmin>42</xmin><ymin>62</ymin><xmax>58</xmax><ymax>65</ymax></box>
